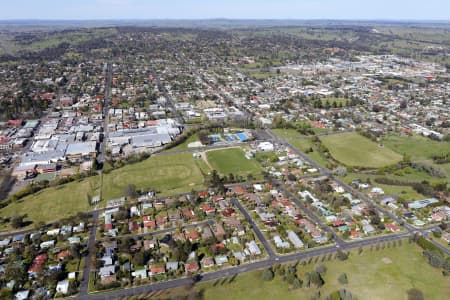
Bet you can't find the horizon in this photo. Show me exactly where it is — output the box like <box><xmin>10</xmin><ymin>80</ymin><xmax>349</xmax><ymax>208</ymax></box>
<box><xmin>0</xmin><ymin>0</ymin><xmax>449</xmax><ymax>21</ymax></box>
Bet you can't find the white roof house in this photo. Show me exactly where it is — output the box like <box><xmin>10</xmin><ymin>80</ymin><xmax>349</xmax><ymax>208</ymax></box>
<box><xmin>287</xmin><ymin>230</ymin><xmax>304</xmax><ymax>249</ymax></box>
<box><xmin>56</xmin><ymin>280</ymin><xmax>69</xmax><ymax>295</ymax></box>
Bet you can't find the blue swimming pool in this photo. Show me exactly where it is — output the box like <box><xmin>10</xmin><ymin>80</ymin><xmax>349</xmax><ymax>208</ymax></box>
<box><xmin>235</xmin><ymin>132</ymin><xmax>248</xmax><ymax>141</ymax></box>
<box><xmin>224</xmin><ymin>134</ymin><xmax>234</xmax><ymax>142</ymax></box>
<box><xmin>209</xmin><ymin>134</ymin><xmax>221</xmax><ymax>142</ymax></box>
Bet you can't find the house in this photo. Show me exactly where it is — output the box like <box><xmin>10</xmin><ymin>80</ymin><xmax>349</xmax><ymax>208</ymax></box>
<box><xmin>196</xmin><ymin>190</ymin><xmax>208</xmax><ymax>199</ymax></box>
<box><xmin>186</xmin><ymin>229</ymin><xmax>200</xmax><ymax>242</ymax></box>
<box><xmin>73</xmin><ymin>222</ymin><xmax>85</xmax><ymax>233</ymax></box>
<box><xmin>214</xmin><ymin>223</ymin><xmax>226</xmax><ymax>239</ymax></box>
<box><xmin>201</xmin><ymin>257</ymin><xmax>215</xmax><ymax>268</ymax></box>
<box><xmin>129</xmin><ymin>221</ymin><xmax>140</xmax><ymax>232</ymax></box>
<box><xmin>227</xmin><ymin>185</ymin><xmax>245</xmax><ymax>196</ymax></box>
<box><xmin>441</xmin><ymin>233</ymin><xmax>450</xmax><ymax>244</ymax></box>
<box><xmin>68</xmin><ymin>236</ymin><xmax>81</xmax><ymax>244</ymax></box>
<box><xmin>182</xmin><ymin>208</ymin><xmax>196</xmax><ymax>220</ymax></box>
<box><xmin>222</xmin><ymin>207</ymin><xmax>235</xmax><ymax>217</ymax></box>
<box><xmin>99</xmin><ymin>265</ymin><xmax>116</xmax><ymax>278</ymax></box>
<box><xmin>386</xmin><ymin>223</ymin><xmax>401</xmax><ymax>232</ymax></box>
<box><xmin>57</xmin><ymin>250</ymin><xmax>70</xmax><ymax>261</ymax></box>
<box><xmin>169</xmin><ymin>212</ymin><xmax>181</xmax><ymax>222</ymax></box>
<box><xmin>40</xmin><ymin>240</ymin><xmax>55</xmax><ymax>249</ymax></box>
<box><xmin>248</xmin><ymin>241</ymin><xmax>261</xmax><ymax>255</ymax></box>
<box><xmin>156</xmin><ymin>215</ymin><xmax>168</xmax><ymax>227</ymax></box>
<box><xmin>56</xmin><ymin>280</ymin><xmax>69</xmax><ymax>295</ymax></box>
<box><xmin>149</xmin><ymin>266</ymin><xmax>165</xmax><ymax>276</ymax></box>
<box><xmin>47</xmin><ymin>228</ymin><xmax>60</xmax><ymax>236</ymax></box>
<box><xmin>144</xmin><ymin>239</ymin><xmax>157</xmax><ymax>250</ymax></box>
<box><xmin>142</xmin><ymin>216</ymin><xmax>156</xmax><ymax>229</ymax></box>
<box><xmin>274</xmin><ymin>235</ymin><xmax>290</xmax><ymax>248</ymax></box>
<box><xmin>132</xmin><ymin>269</ymin><xmax>148</xmax><ymax>279</ymax></box>
<box><xmin>166</xmin><ymin>261</ymin><xmax>179</xmax><ymax>271</ymax></box>
<box><xmin>200</xmin><ymin>204</ymin><xmax>216</xmax><ymax>215</ymax></box>
<box><xmin>185</xmin><ymin>262</ymin><xmax>199</xmax><ymax>273</ymax></box>
<box><xmin>28</xmin><ymin>254</ymin><xmax>48</xmax><ymax>274</ymax></box>
<box><xmin>350</xmin><ymin>230</ymin><xmax>362</xmax><ymax>239</ymax></box>
<box><xmin>431</xmin><ymin>212</ymin><xmax>444</xmax><ymax>222</ymax></box>
<box><xmin>287</xmin><ymin>230</ymin><xmax>304</xmax><ymax>248</ymax></box>
<box><xmin>257</xmin><ymin>141</ymin><xmax>274</xmax><ymax>152</ymax></box>
<box><xmin>363</xmin><ymin>225</ymin><xmax>375</xmax><ymax>234</ymax></box>
<box><xmin>0</xmin><ymin>238</ymin><xmax>10</xmax><ymax>248</ymax></box>
<box><xmin>14</xmin><ymin>290</ymin><xmax>30</xmax><ymax>300</ymax></box>
<box><xmin>102</xmin><ymin>275</ymin><xmax>117</xmax><ymax>285</ymax></box>
<box><xmin>215</xmin><ymin>255</ymin><xmax>228</xmax><ymax>266</ymax></box>
<box><xmin>201</xmin><ymin>226</ymin><xmax>213</xmax><ymax>240</ymax></box>
<box><xmin>408</xmin><ymin>198</ymin><xmax>439</xmax><ymax>209</ymax></box>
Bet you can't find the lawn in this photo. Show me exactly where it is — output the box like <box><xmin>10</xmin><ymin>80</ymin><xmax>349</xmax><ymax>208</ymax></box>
<box><xmin>194</xmin><ymin>242</ymin><xmax>449</xmax><ymax>300</ymax></box>
<box><xmin>382</xmin><ymin>134</ymin><xmax>450</xmax><ymax>160</ymax></box>
<box><xmin>0</xmin><ymin>152</ymin><xmax>206</xmax><ymax>229</ymax></box>
<box><xmin>102</xmin><ymin>152</ymin><xmax>205</xmax><ymax>199</ymax></box>
<box><xmin>206</xmin><ymin>148</ymin><xmax>263</xmax><ymax>178</ymax></box>
<box><xmin>288</xmin><ymin>138</ymin><xmax>330</xmax><ymax>167</ymax></box>
<box><xmin>167</xmin><ymin>133</ymin><xmax>201</xmax><ymax>151</ymax></box>
<box><xmin>272</xmin><ymin>128</ymin><xmax>305</xmax><ymax>139</ymax></box>
<box><xmin>320</xmin><ymin>133</ymin><xmax>402</xmax><ymax>168</ymax></box>
<box><xmin>0</xmin><ymin>176</ymin><xmax>101</xmax><ymax>231</ymax></box>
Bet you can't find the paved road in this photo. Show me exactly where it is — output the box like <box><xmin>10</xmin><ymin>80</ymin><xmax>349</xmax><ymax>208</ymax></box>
<box><xmin>231</xmin><ymin>197</ymin><xmax>276</xmax><ymax>259</ymax></box>
<box><xmin>98</xmin><ymin>62</ymin><xmax>112</xmax><ymax>164</ymax></box>
<box><xmin>147</xmin><ymin>63</ymin><xmax>184</xmax><ymax>125</ymax></box>
<box><xmin>77</xmin><ymin>230</ymin><xmax>410</xmax><ymax>300</ymax></box>
<box><xmin>79</xmin><ymin>211</ymin><xmax>100</xmax><ymax>297</ymax></box>
<box><xmin>277</xmin><ymin>182</ymin><xmax>345</xmax><ymax>245</ymax></box>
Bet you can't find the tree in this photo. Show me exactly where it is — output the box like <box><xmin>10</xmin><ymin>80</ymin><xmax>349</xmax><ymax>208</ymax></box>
<box><xmin>407</xmin><ymin>288</ymin><xmax>424</xmax><ymax>300</ymax></box>
<box><xmin>336</xmin><ymin>250</ymin><xmax>349</xmax><ymax>261</ymax></box>
<box><xmin>124</xmin><ymin>184</ymin><xmax>137</xmax><ymax>199</ymax></box>
<box><xmin>293</xmin><ymin>277</ymin><xmax>303</xmax><ymax>289</ymax></box>
<box><xmin>132</xmin><ymin>250</ymin><xmax>146</xmax><ymax>266</ymax></box>
<box><xmin>309</xmin><ymin>271</ymin><xmax>324</xmax><ymax>288</ymax></box>
<box><xmin>338</xmin><ymin>273</ymin><xmax>348</xmax><ymax>284</ymax></box>
<box><xmin>315</xmin><ymin>264</ymin><xmax>327</xmax><ymax>275</ymax></box>
<box><xmin>262</xmin><ymin>268</ymin><xmax>274</xmax><ymax>281</ymax></box>
<box><xmin>11</xmin><ymin>215</ymin><xmax>26</xmax><ymax>229</ymax></box>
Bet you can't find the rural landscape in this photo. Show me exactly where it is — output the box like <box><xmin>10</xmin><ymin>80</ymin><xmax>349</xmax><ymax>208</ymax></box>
<box><xmin>0</xmin><ymin>1</ymin><xmax>449</xmax><ymax>300</ymax></box>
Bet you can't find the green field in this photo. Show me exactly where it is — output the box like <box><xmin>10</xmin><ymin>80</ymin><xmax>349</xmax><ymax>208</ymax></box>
<box><xmin>382</xmin><ymin>134</ymin><xmax>450</xmax><ymax>160</ymax></box>
<box><xmin>321</xmin><ymin>133</ymin><xmax>403</xmax><ymax>168</ymax></box>
<box><xmin>0</xmin><ymin>176</ymin><xmax>101</xmax><ymax>231</ymax></box>
<box><xmin>0</xmin><ymin>152</ymin><xmax>206</xmax><ymax>229</ymax></box>
<box><xmin>102</xmin><ymin>152</ymin><xmax>205</xmax><ymax>199</ymax></box>
<box><xmin>206</xmin><ymin>148</ymin><xmax>262</xmax><ymax>178</ymax></box>
<box><xmin>272</xmin><ymin>128</ymin><xmax>305</xmax><ymax>139</ymax></box>
<box><xmin>168</xmin><ymin>133</ymin><xmax>201</xmax><ymax>151</ymax></box>
<box><xmin>194</xmin><ymin>242</ymin><xmax>449</xmax><ymax>300</ymax></box>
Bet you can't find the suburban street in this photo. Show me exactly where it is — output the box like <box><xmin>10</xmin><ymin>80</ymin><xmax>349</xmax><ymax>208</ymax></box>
<box><xmin>98</xmin><ymin>62</ymin><xmax>112</xmax><ymax>165</ymax></box>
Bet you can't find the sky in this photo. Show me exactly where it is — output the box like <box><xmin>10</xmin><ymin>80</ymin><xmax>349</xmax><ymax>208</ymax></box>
<box><xmin>0</xmin><ymin>0</ymin><xmax>449</xmax><ymax>21</ymax></box>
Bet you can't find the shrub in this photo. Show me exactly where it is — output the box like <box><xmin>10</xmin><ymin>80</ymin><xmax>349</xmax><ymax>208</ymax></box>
<box><xmin>261</xmin><ymin>268</ymin><xmax>274</xmax><ymax>281</ymax></box>
<box><xmin>338</xmin><ymin>273</ymin><xmax>348</xmax><ymax>284</ymax></box>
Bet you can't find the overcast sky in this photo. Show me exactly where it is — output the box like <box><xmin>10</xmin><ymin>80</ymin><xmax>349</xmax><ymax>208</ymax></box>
<box><xmin>0</xmin><ymin>0</ymin><xmax>449</xmax><ymax>20</ymax></box>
